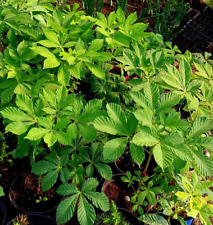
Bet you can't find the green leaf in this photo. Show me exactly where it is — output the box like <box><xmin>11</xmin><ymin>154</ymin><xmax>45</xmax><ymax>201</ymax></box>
<box><xmin>130</xmin><ymin>91</ymin><xmax>150</xmax><ymax>109</ymax></box>
<box><xmin>57</xmin><ymin>183</ymin><xmax>78</xmax><ymax>196</ymax></box>
<box><xmin>157</xmin><ymin>92</ymin><xmax>181</xmax><ymax>112</ymax></box>
<box><xmin>42</xmin><ymin>169</ymin><xmax>59</xmax><ymax>191</ymax></box>
<box><xmin>153</xmin><ymin>144</ymin><xmax>173</xmax><ymax>170</ymax></box>
<box><xmin>126</xmin><ymin>112</ymin><xmax>138</xmax><ymax>135</ymax></box>
<box><xmin>94</xmin><ymin>163</ymin><xmax>112</xmax><ymax>180</ymax></box>
<box><xmin>92</xmin><ymin>116</ymin><xmax>119</xmax><ymax>135</ymax></box>
<box><xmin>32</xmin><ymin>46</ymin><xmax>60</xmax><ymax>69</ymax></box>
<box><xmin>143</xmin><ymin>82</ymin><xmax>160</xmax><ymax>110</ymax></box>
<box><xmin>5</xmin><ymin>122</ymin><xmax>33</xmax><ymax>135</ymax></box>
<box><xmin>107</xmin><ymin>103</ymin><xmax>129</xmax><ymax>135</ymax></box>
<box><xmin>193</xmin><ymin>151</ymin><xmax>213</xmax><ymax>177</ymax></box>
<box><xmin>25</xmin><ymin>128</ymin><xmax>49</xmax><ymax>140</ymax></box>
<box><xmin>58</xmin><ymin>63</ymin><xmax>70</xmax><ymax>86</ymax></box>
<box><xmin>15</xmin><ymin>95</ymin><xmax>34</xmax><ymax>116</ymax></box>
<box><xmin>179</xmin><ymin>60</ymin><xmax>192</xmax><ymax>87</ymax></box>
<box><xmin>139</xmin><ymin>214</ymin><xmax>169</xmax><ymax>225</ymax></box>
<box><xmin>86</xmin><ymin>62</ymin><xmax>105</xmax><ymax>79</ymax></box>
<box><xmin>194</xmin><ymin>137</ymin><xmax>213</xmax><ymax>151</ymax></box>
<box><xmin>56</xmin><ymin>194</ymin><xmax>78</xmax><ymax>224</ymax></box>
<box><xmin>55</xmin><ymin>131</ymin><xmax>71</xmax><ymax>145</ymax></box>
<box><xmin>89</xmin><ymin>39</ymin><xmax>103</xmax><ymax>51</ymax></box>
<box><xmin>176</xmin><ymin>191</ymin><xmax>191</xmax><ymax>200</ymax></box>
<box><xmin>82</xmin><ymin>178</ymin><xmax>98</xmax><ymax>192</ymax></box>
<box><xmin>188</xmin><ymin>117</ymin><xmax>213</xmax><ymax>139</ymax></box>
<box><xmin>78</xmin><ymin>123</ymin><xmax>97</xmax><ymax>141</ymax></box>
<box><xmin>132</xmin><ymin>127</ymin><xmax>159</xmax><ymax>147</ymax></box>
<box><xmin>38</xmin><ymin>40</ymin><xmax>60</xmax><ymax>48</ymax></box>
<box><xmin>44</xmin><ymin>132</ymin><xmax>57</xmax><ymax>147</ymax></box>
<box><xmin>83</xmin><ymin>191</ymin><xmax>109</xmax><ymax>211</ymax></box>
<box><xmin>130</xmin><ymin>143</ymin><xmax>145</xmax><ymax>166</ymax></box>
<box><xmin>32</xmin><ymin>160</ymin><xmax>56</xmax><ymax>175</ymax></box>
<box><xmin>116</xmin><ymin>8</ymin><xmax>125</xmax><ymax>23</ymax></box>
<box><xmin>1</xmin><ymin>107</ymin><xmax>33</xmax><ymax>122</ymax></box>
<box><xmin>103</xmin><ymin>137</ymin><xmax>127</xmax><ymax>162</ymax></box>
<box><xmin>77</xmin><ymin>196</ymin><xmax>95</xmax><ymax>225</ymax></box>
<box><xmin>0</xmin><ymin>186</ymin><xmax>4</xmax><ymax>197</ymax></box>
<box><xmin>43</xmin><ymin>30</ymin><xmax>60</xmax><ymax>45</ymax></box>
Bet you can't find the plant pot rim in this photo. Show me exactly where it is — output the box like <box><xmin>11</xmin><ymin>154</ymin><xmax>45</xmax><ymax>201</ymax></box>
<box><xmin>6</xmin><ymin>213</ymin><xmax>57</xmax><ymax>225</ymax></box>
<box><xmin>0</xmin><ymin>200</ymin><xmax>7</xmax><ymax>225</ymax></box>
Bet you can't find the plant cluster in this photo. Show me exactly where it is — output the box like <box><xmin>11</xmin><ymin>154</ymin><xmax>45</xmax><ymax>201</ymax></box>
<box><xmin>0</xmin><ymin>0</ymin><xmax>212</xmax><ymax>225</ymax></box>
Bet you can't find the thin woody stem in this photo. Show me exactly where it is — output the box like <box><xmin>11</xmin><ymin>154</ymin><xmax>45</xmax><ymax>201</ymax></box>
<box><xmin>142</xmin><ymin>146</ymin><xmax>154</xmax><ymax>175</ymax></box>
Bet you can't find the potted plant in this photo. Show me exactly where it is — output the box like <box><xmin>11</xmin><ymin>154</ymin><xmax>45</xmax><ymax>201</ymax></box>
<box><xmin>7</xmin><ymin>213</ymin><xmax>57</xmax><ymax>225</ymax></box>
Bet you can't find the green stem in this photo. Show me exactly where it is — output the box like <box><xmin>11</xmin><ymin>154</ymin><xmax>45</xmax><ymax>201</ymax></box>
<box><xmin>167</xmin><ymin>205</ymin><xmax>189</xmax><ymax>224</ymax></box>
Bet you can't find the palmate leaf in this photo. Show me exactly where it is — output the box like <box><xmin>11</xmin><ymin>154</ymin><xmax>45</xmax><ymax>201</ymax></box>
<box><xmin>31</xmin><ymin>46</ymin><xmax>60</xmax><ymax>69</ymax></box>
<box><xmin>86</xmin><ymin>62</ymin><xmax>105</xmax><ymax>80</ymax></box>
<box><xmin>78</xmin><ymin>123</ymin><xmax>97</xmax><ymax>141</ymax></box>
<box><xmin>107</xmin><ymin>103</ymin><xmax>129</xmax><ymax>135</ymax></box>
<box><xmin>139</xmin><ymin>214</ymin><xmax>169</xmax><ymax>225</ymax></box>
<box><xmin>32</xmin><ymin>160</ymin><xmax>56</xmax><ymax>175</ymax></box>
<box><xmin>82</xmin><ymin>178</ymin><xmax>98</xmax><ymax>192</ymax></box>
<box><xmin>103</xmin><ymin>137</ymin><xmax>127</xmax><ymax>162</ymax></box>
<box><xmin>92</xmin><ymin>116</ymin><xmax>119</xmax><ymax>135</ymax></box>
<box><xmin>5</xmin><ymin>121</ymin><xmax>34</xmax><ymax>135</ymax></box>
<box><xmin>15</xmin><ymin>94</ymin><xmax>34</xmax><ymax>116</ymax></box>
<box><xmin>179</xmin><ymin>60</ymin><xmax>192</xmax><ymax>87</ymax></box>
<box><xmin>188</xmin><ymin>117</ymin><xmax>213</xmax><ymax>139</ymax></box>
<box><xmin>143</xmin><ymin>82</ymin><xmax>160</xmax><ymax>110</ymax></box>
<box><xmin>193</xmin><ymin>150</ymin><xmax>213</xmax><ymax>177</ymax></box>
<box><xmin>57</xmin><ymin>183</ymin><xmax>78</xmax><ymax>196</ymax></box>
<box><xmin>1</xmin><ymin>107</ymin><xmax>33</xmax><ymax>122</ymax></box>
<box><xmin>165</xmin><ymin>143</ymin><xmax>192</xmax><ymax>161</ymax></box>
<box><xmin>126</xmin><ymin>112</ymin><xmax>138</xmax><ymax>134</ymax></box>
<box><xmin>130</xmin><ymin>91</ymin><xmax>150</xmax><ymax>109</ymax></box>
<box><xmin>77</xmin><ymin>196</ymin><xmax>96</xmax><ymax>225</ymax></box>
<box><xmin>94</xmin><ymin>163</ymin><xmax>112</xmax><ymax>180</ymax></box>
<box><xmin>132</xmin><ymin>127</ymin><xmax>159</xmax><ymax>147</ymax></box>
<box><xmin>193</xmin><ymin>137</ymin><xmax>213</xmax><ymax>151</ymax></box>
<box><xmin>42</xmin><ymin>169</ymin><xmax>59</xmax><ymax>191</ymax></box>
<box><xmin>130</xmin><ymin>143</ymin><xmax>145</xmax><ymax>166</ymax></box>
<box><xmin>79</xmin><ymin>99</ymin><xmax>102</xmax><ymax>123</ymax></box>
<box><xmin>157</xmin><ymin>92</ymin><xmax>181</xmax><ymax>113</ymax></box>
<box><xmin>55</xmin><ymin>131</ymin><xmax>72</xmax><ymax>145</ymax></box>
<box><xmin>83</xmin><ymin>191</ymin><xmax>109</xmax><ymax>212</ymax></box>
<box><xmin>58</xmin><ymin>63</ymin><xmax>70</xmax><ymax>86</ymax></box>
<box><xmin>44</xmin><ymin>132</ymin><xmax>57</xmax><ymax>147</ymax></box>
<box><xmin>56</xmin><ymin>194</ymin><xmax>78</xmax><ymax>224</ymax></box>
<box><xmin>153</xmin><ymin>144</ymin><xmax>173</xmax><ymax>170</ymax></box>
<box><xmin>25</xmin><ymin>128</ymin><xmax>49</xmax><ymax>140</ymax></box>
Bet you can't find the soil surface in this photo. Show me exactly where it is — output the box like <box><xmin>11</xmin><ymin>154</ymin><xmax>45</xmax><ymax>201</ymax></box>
<box><xmin>9</xmin><ymin>172</ymin><xmax>61</xmax><ymax>213</ymax></box>
<box><xmin>115</xmin><ymin>151</ymin><xmax>140</xmax><ymax>174</ymax></box>
<box><xmin>102</xmin><ymin>175</ymin><xmax>134</xmax><ymax>212</ymax></box>
<box><xmin>0</xmin><ymin>156</ymin><xmax>21</xmax><ymax>188</ymax></box>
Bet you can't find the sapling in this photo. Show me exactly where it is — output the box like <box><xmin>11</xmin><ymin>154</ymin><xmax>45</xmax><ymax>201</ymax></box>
<box><xmin>95</xmin><ymin>201</ymin><xmax>130</xmax><ymax>225</ymax></box>
<box><xmin>12</xmin><ymin>214</ymin><xmax>29</xmax><ymax>225</ymax></box>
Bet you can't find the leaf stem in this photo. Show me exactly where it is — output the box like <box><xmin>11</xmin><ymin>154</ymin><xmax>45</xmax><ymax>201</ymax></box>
<box><xmin>142</xmin><ymin>146</ymin><xmax>154</xmax><ymax>176</ymax></box>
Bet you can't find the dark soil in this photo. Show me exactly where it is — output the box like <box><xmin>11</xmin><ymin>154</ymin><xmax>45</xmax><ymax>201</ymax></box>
<box><xmin>115</xmin><ymin>151</ymin><xmax>140</xmax><ymax>174</ymax></box>
<box><xmin>9</xmin><ymin>172</ymin><xmax>61</xmax><ymax>213</ymax></box>
<box><xmin>102</xmin><ymin>175</ymin><xmax>134</xmax><ymax>212</ymax></box>
<box><xmin>192</xmin><ymin>216</ymin><xmax>213</xmax><ymax>225</ymax></box>
<box><xmin>0</xmin><ymin>156</ymin><xmax>21</xmax><ymax>188</ymax></box>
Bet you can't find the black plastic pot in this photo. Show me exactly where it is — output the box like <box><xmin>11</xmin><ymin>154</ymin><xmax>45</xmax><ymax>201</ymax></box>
<box><xmin>6</xmin><ymin>213</ymin><xmax>57</xmax><ymax>225</ymax></box>
<box><xmin>119</xmin><ymin>207</ymin><xmax>142</xmax><ymax>225</ymax></box>
<box><xmin>9</xmin><ymin>172</ymin><xmax>61</xmax><ymax>214</ymax></box>
<box><xmin>0</xmin><ymin>200</ymin><xmax>7</xmax><ymax>225</ymax></box>
<box><xmin>95</xmin><ymin>207</ymin><xmax>141</xmax><ymax>225</ymax></box>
